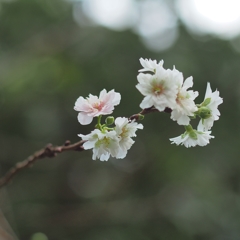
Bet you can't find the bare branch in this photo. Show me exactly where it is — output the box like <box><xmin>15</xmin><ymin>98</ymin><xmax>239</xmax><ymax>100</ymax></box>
<box><xmin>129</xmin><ymin>106</ymin><xmax>171</xmax><ymax>121</ymax></box>
<box><xmin>0</xmin><ymin>140</ymin><xmax>85</xmax><ymax>188</ymax></box>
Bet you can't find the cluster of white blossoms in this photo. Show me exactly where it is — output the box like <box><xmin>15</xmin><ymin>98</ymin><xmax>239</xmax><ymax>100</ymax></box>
<box><xmin>137</xmin><ymin>58</ymin><xmax>223</xmax><ymax>148</ymax></box>
<box><xmin>74</xmin><ymin>89</ymin><xmax>143</xmax><ymax>161</ymax></box>
<box><xmin>74</xmin><ymin>58</ymin><xmax>223</xmax><ymax>160</ymax></box>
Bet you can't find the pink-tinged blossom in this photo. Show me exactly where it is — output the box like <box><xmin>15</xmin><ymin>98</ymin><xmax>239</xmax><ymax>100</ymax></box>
<box><xmin>139</xmin><ymin>58</ymin><xmax>164</xmax><ymax>73</ymax></box>
<box><xmin>115</xmin><ymin>117</ymin><xmax>143</xmax><ymax>159</ymax></box>
<box><xmin>79</xmin><ymin>129</ymin><xmax>120</xmax><ymax>161</ymax></box>
<box><xmin>198</xmin><ymin>82</ymin><xmax>223</xmax><ymax>130</ymax></box>
<box><xmin>171</xmin><ymin>75</ymin><xmax>199</xmax><ymax>125</ymax></box>
<box><xmin>169</xmin><ymin>125</ymin><xmax>214</xmax><ymax>148</ymax></box>
<box><xmin>74</xmin><ymin>89</ymin><xmax>121</xmax><ymax>125</ymax></box>
<box><xmin>136</xmin><ymin>66</ymin><xmax>179</xmax><ymax>111</ymax></box>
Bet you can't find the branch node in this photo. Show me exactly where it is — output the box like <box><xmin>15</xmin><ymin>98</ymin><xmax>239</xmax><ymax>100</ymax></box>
<box><xmin>45</xmin><ymin>145</ymin><xmax>56</xmax><ymax>158</ymax></box>
<box><xmin>64</xmin><ymin>140</ymin><xmax>71</xmax><ymax>146</ymax></box>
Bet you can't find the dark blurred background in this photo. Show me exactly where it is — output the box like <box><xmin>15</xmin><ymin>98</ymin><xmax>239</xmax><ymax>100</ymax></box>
<box><xmin>0</xmin><ymin>0</ymin><xmax>239</xmax><ymax>239</ymax></box>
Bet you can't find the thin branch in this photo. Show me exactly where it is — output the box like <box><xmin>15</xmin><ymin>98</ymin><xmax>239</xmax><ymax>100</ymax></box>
<box><xmin>129</xmin><ymin>106</ymin><xmax>171</xmax><ymax>121</ymax></box>
<box><xmin>0</xmin><ymin>107</ymin><xmax>172</xmax><ymax>189</ymax></box>
<box><xmin>0</xmin><ymin>140</ymin><xmax>85</xmax><ymax>188</ymax></box>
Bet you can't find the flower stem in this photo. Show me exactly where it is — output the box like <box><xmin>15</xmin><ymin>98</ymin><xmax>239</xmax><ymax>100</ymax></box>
<box><xmin>97</xmin><ymin>115</ymin><xmax>103</xmax><ymax>130</ymax></box>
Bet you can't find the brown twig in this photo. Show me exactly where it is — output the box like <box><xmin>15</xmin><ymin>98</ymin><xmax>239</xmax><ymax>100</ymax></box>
<box><xmin>129</xmin><ymin>106</ymin><xmax>171</xmax><ymax>121</ymax></box>
<box><xmin>0</xmin><ymin>107</ymin><xmax>172</xmax><ymax>189</ymax></box>
<box><xmin>0</xmin><ymin>140</ymin><xmax>85</xmax><ymax>188</ymax></box>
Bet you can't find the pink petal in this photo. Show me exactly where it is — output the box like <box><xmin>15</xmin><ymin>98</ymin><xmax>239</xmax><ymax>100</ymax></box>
<box><xmin>74</xmin><ymin>97</ymin><xmax>91</xmax><ymax>112</ymax></box>
<box><xmin>77</xmin><ymin>112</ymin><xmax>93</xmax><ymax>125</ymax></box>
<box><xmin>99</xmin><ymin>89</ymin><xmax>107</xmax><ymax>99</ymax></box>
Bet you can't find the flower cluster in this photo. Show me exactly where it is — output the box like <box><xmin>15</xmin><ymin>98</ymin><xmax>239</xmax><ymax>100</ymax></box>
<box><xmin>136</xmin><ymin>58</ymin><xmax>223</xmax><ymax>148</ymax></box>
<box><xmin>74</xmin><ymin>58</ymin><xmax>223</xmax><ymax>160</ymax></box>
<box><xmin>74</xmin><ymin>89</ymin><xmax>143</xmax><ymax>161</ymax></box>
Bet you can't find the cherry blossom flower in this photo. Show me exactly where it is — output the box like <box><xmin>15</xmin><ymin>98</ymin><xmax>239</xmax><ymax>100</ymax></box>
<box><xmin>74</xmin><ymin>89</ymin><xmax>121</xmax><ymax>125</ymax></box>
<box><xmin>197</xmin><ymin>82</ymin><xmax>223</xmax><ymax>130</ymax></box>
<box><xmin>115</xmin><ymin>117</ymin><xmax>143</xmax><ymax>158</ymax></box>
<box><xmin>139</xmin><ymin>58</ymin><xmax>164</xmax><ymax>73</ymax></box>
<box><xmin>79</xmin><ymin>129</ymin><xmax>120</xmax><ymax>161</ymax></box>
<box><xmin>136</xmin><ymin>66</ymin><xmax>179</xmax><ymax>111</ymax></box>
<box><xmin>170</xmin><ymin>75</ymin><xmax>199</xmax><ymax>125</ymax></box>
<box><xmin>169</xmin><ymin>125</ymin><xmax>214</xmax><ymax>148</ymax></box>
<box><xmin>79</xmin><ymin>117</ymin><xmax>143</xmax><ymax>160</ymax></box>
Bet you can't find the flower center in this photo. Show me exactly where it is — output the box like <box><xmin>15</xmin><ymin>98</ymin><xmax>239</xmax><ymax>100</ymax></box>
<box><xmin>120</xmin><ymin>126</ymin><xmax>128</xmax><ymax>138</ymax></box>
<box><xmin>96</xmin><ymin>136</ymin><xmax>110</xmax><ymax>147</ymax></box>
<box><xmin>152</xmin><ymin>83</ymin><xmax>164</xmax><ymax>95</ymax></box>
<box><xmin>102</xmin><ymin>136</ymin><xmax>110</xmax><ymax>145</ymax></box>
<box><xmin>176</xmin><ymin>93</ymin><xmax>184</xmax><ymax>104</ymax></box>
<box><xmin>93</xmin><ymin>101</ymin><xmax>103</xmax><ymax>111</ymax></box>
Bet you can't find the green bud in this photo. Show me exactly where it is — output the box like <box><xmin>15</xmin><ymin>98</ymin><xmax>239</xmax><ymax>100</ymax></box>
<box><xmin>105</xmin><ymin>116</ymin><xmax>114</xmax><ymax>125</ymax></box>
<box><xmin>198</xmin><ymin>106</ymin><xmax>211</xmax><ymax>119</ymax></box>
<box><xmin>138</xmin><ymin>114</ymin><xmax>144</xmax><ymax>120</ymax></box>
<box><xmin>31</xmin><ymin>233</ymin><xmax>48</xmax><ymax>240</ymax></box>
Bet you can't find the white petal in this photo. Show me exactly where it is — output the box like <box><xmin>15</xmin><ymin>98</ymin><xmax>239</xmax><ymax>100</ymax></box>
<box><xmin>77</xmin><ymin>112</ymin><xmax>93</xmax><ymax>125</ymax></box>
<box><xmin>99</xmin><ymin>89</ymin><xmax>107</xmax><ymax>99</ymax></box>
<box><xmin>204</xmin><ymin>82</ymin><xmax>212</xmax><ymax>99</ymax></box>
<box><xmin>115</xmin><ymin>117</ymin><xmax>128</xmax><ymax>128</ymax></box>
<box><xmin>182</xmin><ymin>76</ymin><xmax>193</xmax><ymax>90</ymax></box>
<box><xmin>100</xmin><ymin>153</ymin><xmax>110</xmax><ymax>161</ymax></box>
<box><xmin>112</xmin><ymin>92</ymin><xmax>121</xmax><ymax>105</ymax></box>
<box><xmin>139</xmin><ymin>96</ymin><xmax>154</xmax><ymax>109</ymax></box>
<box><xmin>82</xmin><ymin>141</ymin><xmax>95</xmax><ymax>150</ymax></box>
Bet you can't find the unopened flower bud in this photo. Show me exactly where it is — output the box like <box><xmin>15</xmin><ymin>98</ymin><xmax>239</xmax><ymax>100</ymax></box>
<box><xmin>105</xmin><ymin>116</ymin><xmax>114</xmax><ymax>125</ymax></box>
<box><xmin>138</xmin><ymin>114</ymin><xmax>144</xmax><ymax>120</ymax></box>
<box><xmin>198</xmin><ymin>106</ymin><xmax>211</xmax><ymax>119</ymax></box>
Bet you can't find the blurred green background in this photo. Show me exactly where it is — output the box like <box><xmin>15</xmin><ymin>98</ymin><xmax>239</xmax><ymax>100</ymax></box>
<box><xmin>0</xmin><ymin>0</ymin><xmax>239</xmax><ymax>239</ymax></box>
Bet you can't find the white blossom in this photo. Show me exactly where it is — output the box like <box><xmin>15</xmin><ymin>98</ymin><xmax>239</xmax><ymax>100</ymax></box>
<box><xmin>136</xmin><ymin>66</ymin><xmax>179</xmax><ymax>111</ymax></box>
<box><xmin>79</xmin><ymin>117</ymin><xmax>143</xmax><ymax>160</ymax></box>
<box><xmin>171</xmin><ymin>75</ymin><xmax>199</xmax><ymax>125</ymax></box>
<box><xmin>197</xmin><ymin>82</ymin><xmax>223</xmax><ymax>130</ymax></box>
<box><xmin>139</xmin><ymin>58</ymin><xmax>164</xmax><ymax>73</ymax></box>
<box><xmin>74</xmin><ymin>89</ymin><xmax>121</xmax><ymax>125</ymax></box>
<box><xmin>115</xmin><ymin>117</ymin><xmax>143</xmax><ymax>159</ymax></box>
<box><xmin>79</xmin><ymin>129</ymin><xmax>120</xmax><ymax>161</ymax></box>
<box><xmin>169</xmin><ymin>125</ymin><xmax>214</xmax><ymax>148</ymax></box>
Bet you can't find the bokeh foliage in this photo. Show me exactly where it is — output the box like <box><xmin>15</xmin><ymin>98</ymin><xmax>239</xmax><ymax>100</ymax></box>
<box><xmin>0</xmin><ymin>0</ymin><xmax>239</xmax><ymax>239</ymax></box>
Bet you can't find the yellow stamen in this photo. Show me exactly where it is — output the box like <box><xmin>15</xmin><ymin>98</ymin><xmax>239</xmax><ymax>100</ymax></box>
<box><xmin>152</xmin><ymin>84</ymin><xmax>163</xmax><ymax>95</ymax></box>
